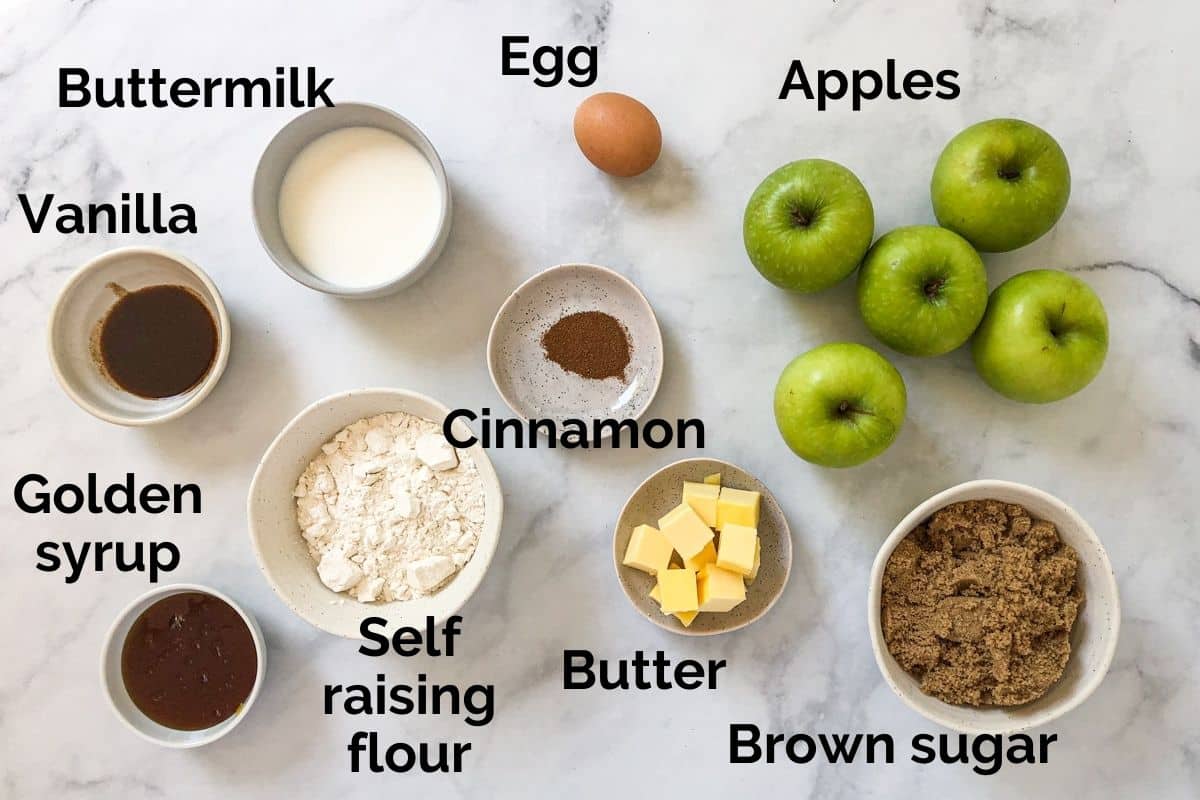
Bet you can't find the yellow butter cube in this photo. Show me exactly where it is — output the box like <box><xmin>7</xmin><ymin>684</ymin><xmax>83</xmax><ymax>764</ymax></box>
<box><xmin>698</xmin><ymin>563</ymin><xmax>746</xmax><ymax>612</ymax></box>
<box><xmin>681</xmin><ymin>481</ymin><xmax>720</xmax><ymax>527</ymax></box>
<box><xmin>658</xmin><ymin>504</ymin><xmax>714</xmax><ymax>560</ymax></box>
<box><xmin>652</xmin><ymin>575</ymin><xmax>700</xmax><ymax>624</ymax></box>
<box><xmin>681</xmin><ymin>542</ymin><xmax>715</xmax><ymax>573</ymax></box>
<box><xmin>649</xmin><ymin>584</ymin><xmax>674</xmax><ymax>616</ymax></box>
<box><xmin>656</xmin><ymin>568</ymin><xmax>699</xmax><ymax>614</ymax></box>
<box><xmin>682</xmin><ymin>540</ymin><xmax>716</xmax><ymax>571</ymax></box>
<box><xmin>622</xmin><ymin>524</ymin><xmax>674</xmax><ymax>575</ymax></box>
<box><xmin>716</xmin><ymin>523</ymin><xmax>758</xmax><ymax>576</ymax></box>
<box><xmin>674</xmin><ymin>610</ymin><xmax>699</xmax><ymax>627</ymax></box>
<box><xmin>746</xmin><ymin>539</ymin><xmax>762</xmax><ymax>583</ymax></box>
<box><xmin>717</xmin><ymin>487</ymin><xmax>761</xmax><ymax>531</ymax></box>
<box><xmin>703</xmin><ymin>473</ymin><xmax>722</xmax><ymax>486</ymax></box>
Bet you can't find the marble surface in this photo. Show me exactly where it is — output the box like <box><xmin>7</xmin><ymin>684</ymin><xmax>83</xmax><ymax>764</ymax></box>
<box><xmin>2</xmin><ymin>1</ymin><xmax>1198</xmax><ymax>797</ymax></box>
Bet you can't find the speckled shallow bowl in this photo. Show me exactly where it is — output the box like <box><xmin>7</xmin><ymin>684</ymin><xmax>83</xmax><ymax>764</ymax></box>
<box><xmin>487</xmin><ymin>263</ymin><xmax>663</xmax><ymax>442</ymax></box>
<box><xmin>869</xmin><ymin>479</ymin><xmax>1120</xmax><ymax>734</ymax></box>
<box><xmin>613</xmin><ymin>457</ymin><xmax>792</xmax><ymax>636</ymax></box>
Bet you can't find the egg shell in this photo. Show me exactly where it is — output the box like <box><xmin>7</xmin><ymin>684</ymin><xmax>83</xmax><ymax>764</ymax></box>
<box><xmin>573</xmin><ymin>92</ymin><xmax>662</xmax><ymax>177</ymax></box>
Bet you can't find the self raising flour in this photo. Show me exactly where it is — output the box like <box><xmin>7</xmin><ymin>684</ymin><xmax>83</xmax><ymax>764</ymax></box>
<box><xmin>294</xmin><ymin>412</ymin><xmax>485</xmax><ymax>602</ymax></box>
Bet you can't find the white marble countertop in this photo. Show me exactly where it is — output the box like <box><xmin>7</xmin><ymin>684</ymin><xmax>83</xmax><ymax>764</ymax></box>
<box><xmin>2</xmin><ymin>1</ymin><xmax>1198</xmax><ymax>797</ymax></box>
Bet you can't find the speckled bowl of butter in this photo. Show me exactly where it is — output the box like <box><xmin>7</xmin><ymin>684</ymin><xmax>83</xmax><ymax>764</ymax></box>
<box><xmin>613</xmin><ymin>457</ymin><xmax>792</xmax><ymax>636</ymax></box>
<box><xmin>247</xmin><ymin>388</ymin><xmax>503</xmax><ymax>638</ymax></box>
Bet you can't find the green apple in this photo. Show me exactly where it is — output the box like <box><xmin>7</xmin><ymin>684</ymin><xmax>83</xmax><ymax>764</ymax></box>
<box><xmin>857</xmin><ymin>225</ymin><xmax>988</xmax><ymax>357</ymax></box>
<box><xmin>972</xmin><ymin>269</ymin><xmax>1108</xmax><ymax>403</ymax></box>
<box><xmin>774</xmin><ymin>342</ymin><xmax>907</xmax><ymax>468</ymax></box>
<box><xmin>743</xmin><ymin>159</ymin><xmax>874</xmax><ymax>292</ymax></box>
<box><xmin>931</xmin><ymin>119</ymin><xmax>1070</xmax><ymax>252</ymax></box>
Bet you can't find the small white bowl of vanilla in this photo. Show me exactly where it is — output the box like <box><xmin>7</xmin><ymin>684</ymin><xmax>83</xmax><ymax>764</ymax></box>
<box><xmin>252</xmin><ymin>102</ymin><xmax>452</xmax><ymax>299</ymax></box>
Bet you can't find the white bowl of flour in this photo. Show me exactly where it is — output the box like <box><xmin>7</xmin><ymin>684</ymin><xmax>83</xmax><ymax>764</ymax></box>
<box><xmin>248</xmin><ymin>388</ymin><xmax>503</xmax><ymax>638</ymax></box>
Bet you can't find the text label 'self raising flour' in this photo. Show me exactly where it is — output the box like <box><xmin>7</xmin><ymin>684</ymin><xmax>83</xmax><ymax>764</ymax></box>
<box><xmin>322</xmin><ymin>616</ymin><xmax>494</xmax><ymax>773</ymax></box>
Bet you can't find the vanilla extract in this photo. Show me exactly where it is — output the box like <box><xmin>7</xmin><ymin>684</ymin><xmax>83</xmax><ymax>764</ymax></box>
<box><xmin>93</xmin><ymin>283</ymin><xmax>218</xmax><ymax>399</ymax></box>
<box><xmin>19</xmin><ymin>192</ymin><xmax>196</xmax><ymax>234</ymax></box>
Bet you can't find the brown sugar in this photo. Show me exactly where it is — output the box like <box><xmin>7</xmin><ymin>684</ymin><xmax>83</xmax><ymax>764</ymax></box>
<box><xmin>541</xmin><ymin>311</ymin><xmax>631</xmax><ymax>381</ymax></box>
<box><xmin>880</xmin><ymin>499</ymin><xmax>1083</xmax><ymax>707</ymax></box>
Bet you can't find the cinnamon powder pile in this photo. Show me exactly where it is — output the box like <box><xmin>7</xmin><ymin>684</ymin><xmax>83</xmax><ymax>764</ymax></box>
<box><xmin>541</xmin><ymin>311</ymin><xmax>632</xmax><ymax>380</ymax></box>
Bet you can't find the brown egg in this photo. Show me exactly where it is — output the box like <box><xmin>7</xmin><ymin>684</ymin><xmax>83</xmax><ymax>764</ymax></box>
<box><xmin>573</xmin><ymin>92</ymin><xmax>662</xmax><ymax>177</ymax></box>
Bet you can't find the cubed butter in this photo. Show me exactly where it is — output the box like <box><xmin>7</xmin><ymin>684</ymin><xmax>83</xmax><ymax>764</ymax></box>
<box><xmin>698</xmin><ymin>563</ymin><xmax>746</xmax><ymax>612</ymax></box>
<box><xmin>746</xmin><ymin>538</ymin><xmax>762</xmax><ymax>583</ymax></box>
<box><xmin>716</xmin><ymin>523</ymin><xmax>758</xmax><ymax>576</ymax></box>
<box><xmin>673</xmin><ymin>610</ymin><xmax>699</xmax><ymax>627</ymax></box>
<box><xmin>656</xmin><ymin>567</ymin><xmax>699</xmax><ymax>614</ymax></box>
<box><xmin>658</xmin><ymin>504</ymin><xmax>714</xmax><ymax>560</ymax></box>
<box><xmin>716</xmin><ymin>487</ymin><xmax>761</xmax><ymax>531</ymax></box>
<box><xmin>682</xmin><ymin>540</ymin><xmax>716</xmax><ymax>571</ymax></box>
<box><xmin>703</xmin><ymin>473</ymin><xmax>721</xmax><ymax>486</ymax></box>
<box><xmin>622</xmin><ymin>524</ymin><xmax>673</xmax><ymax>575</ymax></box>
<box><xmin>681</xmin><ymin>481</ymin><xmax>720</xmax><ymax>527</ymax></box>
<box><xmin>649</xmin><ymin>584</ymin><xmax>675</xmax><ymax>617</ymax></box>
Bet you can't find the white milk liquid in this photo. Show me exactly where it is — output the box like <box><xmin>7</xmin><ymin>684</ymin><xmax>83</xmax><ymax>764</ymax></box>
<box><xmin>278</xmin><ymin>126</ymin><xmax>442</xmax><ymax>288</ymax></box>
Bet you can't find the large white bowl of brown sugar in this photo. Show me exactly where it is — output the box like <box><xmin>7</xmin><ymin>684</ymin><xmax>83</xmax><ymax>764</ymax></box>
<box><xmin>868</xmin><ymin>480</ymin><xmax>1119</xmax><ymax>734</ymax></box>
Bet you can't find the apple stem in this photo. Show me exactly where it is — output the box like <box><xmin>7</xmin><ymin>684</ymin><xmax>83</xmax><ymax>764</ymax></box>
<box><xmin>790</xmin><ymin>208</ymin><xmax>812</xmax><ymax>228</ymax></box>
<box><xmin>835</xmin><ymin>400</ymin><xmax>874</xmax><ymax>419</ymax></box>
<box><xmin>1049</xmin><ymin>301</ymin><xmax>1068</xmax><ymax>338</ymax></box>
<box><xmin>923</xmin><ymin>277</ymin><xmax>946</xmax><ymax>299</ymax></box>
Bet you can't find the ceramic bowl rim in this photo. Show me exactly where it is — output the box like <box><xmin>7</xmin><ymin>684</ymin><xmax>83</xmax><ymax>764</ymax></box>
<box><xmin>612</xmin><ymin>456</ymin><xmax>793</xmax><ymax>636</ymax></box>
<box><xmin>47</xmin><ymin>245</ymin><xmax>231</xmax><ymax>426</ymax></box>
<box><xmin>250</xmin><ymin>101</ymin><xmax>452</xmax><ymax>299</ymax></box>
<box><xmin>867</xmin><ymin>478</ymin><xmax>1121</xmax><ymax>734</ymax></box>
<box><xmin>246</xmin><ymin>387</ymin><xmax>504</xmax><ymax>639</ymax></box>
<box><xmin>99</xmin><ymin>582</ymin><xmax>266</xmax><ymax>748</ymax></box>
<box><xmin>485</xmin><ymin>262</ymin><xmax>664</xmax><ymax>442</ymax></box>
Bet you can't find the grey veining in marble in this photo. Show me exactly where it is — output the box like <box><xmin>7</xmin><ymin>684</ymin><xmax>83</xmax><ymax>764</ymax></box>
<box><xmin>1</xmin><ymin>1</ymin><xmax>1198</xmax><ymax>797</ymax></box>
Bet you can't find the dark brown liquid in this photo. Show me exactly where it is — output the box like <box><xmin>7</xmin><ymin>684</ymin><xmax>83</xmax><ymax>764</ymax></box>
<box><xmin>121</xmin><ymin>592</ymin><xmax>258</xmax><ymax>731</ymax></box>
<box><xmin>96</xmin><ymin>284</ymin><xmax>218</xmax><ymax>399</ymax></box>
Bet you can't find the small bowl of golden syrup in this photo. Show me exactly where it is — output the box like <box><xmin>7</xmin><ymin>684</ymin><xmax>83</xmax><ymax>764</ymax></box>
<box><xmin>101</xmin><ymin>583</ymin><xmax>265</xmax><ymax>747</ymax></box>
<box><xmin>48</xmin><ymin>246</ymin><xmax>230</xmax><ymax>425</ymax></box>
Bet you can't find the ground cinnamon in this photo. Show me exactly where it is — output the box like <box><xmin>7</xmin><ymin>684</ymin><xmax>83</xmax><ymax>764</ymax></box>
<box><xmin>541</xmin><ymin>311</ymin><xmax>631</xmax><ymax>380</ymax></box>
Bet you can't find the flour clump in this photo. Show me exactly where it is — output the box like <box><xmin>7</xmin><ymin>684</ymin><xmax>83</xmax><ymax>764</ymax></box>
<box><xmin>294</xmin><ymin>411</ymin><xmax>485</xmax><ymax>602</ymax></box>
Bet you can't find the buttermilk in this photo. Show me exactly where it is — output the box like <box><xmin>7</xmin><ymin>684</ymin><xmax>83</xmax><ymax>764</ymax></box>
<box><xmin>19</xmin><ymin>192</ymin><xmax>196</xmax><ymax>235</ymax></box>
<box><xmin>58</xmin><ymin>66</ymin><xmax>334</xmax><ymax>108</ymax></box>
